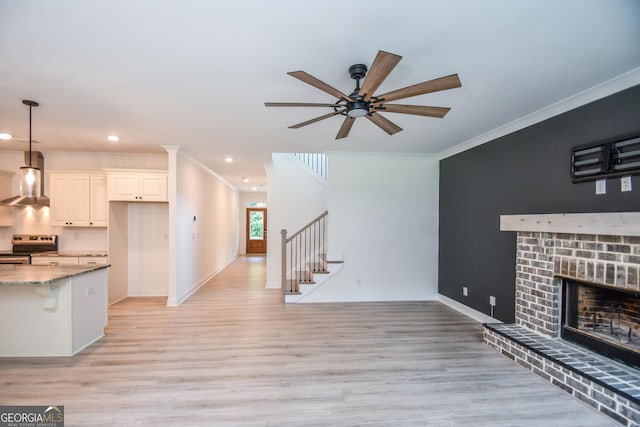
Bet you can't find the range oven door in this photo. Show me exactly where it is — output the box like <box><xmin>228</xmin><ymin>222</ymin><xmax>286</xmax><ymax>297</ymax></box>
<box><xmin>0</xmin><ymin>255</ymin><xmax>30</xmax><ymax>265</ymax></box>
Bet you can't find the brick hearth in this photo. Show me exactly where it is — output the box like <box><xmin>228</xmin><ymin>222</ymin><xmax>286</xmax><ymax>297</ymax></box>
<box><xmin>484</xmin><ymin>213</ymin><xmax>640</xmax><ymax>426</ymax></box>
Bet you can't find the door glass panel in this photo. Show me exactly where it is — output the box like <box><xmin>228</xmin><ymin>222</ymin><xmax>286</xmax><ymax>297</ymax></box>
<box><xmin>249</xmin><ymin>211</ymin><xmax>264</xmax><ymax>240</ymax></box>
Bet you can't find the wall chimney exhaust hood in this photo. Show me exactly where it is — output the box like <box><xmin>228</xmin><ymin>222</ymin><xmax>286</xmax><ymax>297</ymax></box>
<box><xmin>0</xmin><ymin>100</ymin><xmax>50</xmax><ymax>207</ymax></box>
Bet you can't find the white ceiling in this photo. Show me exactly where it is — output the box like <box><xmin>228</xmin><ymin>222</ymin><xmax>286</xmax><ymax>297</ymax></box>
<box><xmin>1</xmin><ymin>1</ymin><xmax>639</xmax><ymax>191</ymax></box>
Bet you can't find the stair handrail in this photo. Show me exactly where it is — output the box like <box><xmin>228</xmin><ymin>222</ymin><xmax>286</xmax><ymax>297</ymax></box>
<box><xmin>281</xmin><ymin>210</ymin><xmax>328</xmax><ymax>301</ymax></box>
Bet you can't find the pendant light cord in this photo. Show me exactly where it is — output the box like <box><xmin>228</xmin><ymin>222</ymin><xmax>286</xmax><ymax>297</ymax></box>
<box><xmin>22</xmin><ymin>99</ymin><xmax>39</xmax><ymax>167</ymax></box>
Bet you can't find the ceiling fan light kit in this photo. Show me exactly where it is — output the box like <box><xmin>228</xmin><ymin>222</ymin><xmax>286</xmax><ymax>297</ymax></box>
<box><xmin>265</xmin><ymin>50</ymin><xmax>462</xmax><ymax>139</ymax></box>
<box><xmin>347</xmin><ymin>101</ymin><xmax>368</xmax><ymax>118</ymax></box>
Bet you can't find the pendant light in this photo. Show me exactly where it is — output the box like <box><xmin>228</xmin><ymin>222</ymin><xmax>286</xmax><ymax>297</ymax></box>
<box><xmin>0</xmin><ymin>99</ymin><xmax>49</xmax><ymax>206</ymax></box>
<box><xmin>20</xmin><ymin>100</ymin><xmax>42</xmax><ymax>199</ymax></box>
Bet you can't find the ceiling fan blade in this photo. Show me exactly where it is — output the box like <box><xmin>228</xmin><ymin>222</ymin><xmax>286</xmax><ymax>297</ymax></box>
<box><xmin>365</xmin><ymin>113</ymin><xmax>403</xmax><ymax>135</ymax></box>
<box><xmin>359</xmin><ymin>51</ymin><xmax>402</xmax><ymax>102</ymax></box>
<box><xmin>265</xmin><ymin>102</ymin><xmax>337</xmax><ymax>107</ymax></box>
<box><xmin>287</xmin><ymin>71</ymin><xmax>350</xmax><ymax>100</ymax></box>
<box><xmin>288</xmin><ymin>111</ymin><xmax>340</xmax><ymax>129</ymax></box>
<box><xmin>376</xmin><ymin>104</ymin><xmax>451</xmax><ymax>118</ymax></box>
<box><xmin>375</xmin><ymin>74</ymin><xmax>462</xmax><ymax>103</ymax></box>
<box><xmin>336</xmin><ymin>117</ymin><xmax>355</xmax><ymax>140</ymax></box>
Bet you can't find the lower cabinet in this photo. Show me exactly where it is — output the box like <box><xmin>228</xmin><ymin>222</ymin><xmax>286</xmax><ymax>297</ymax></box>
<box><xmin>31</xmin><ymin>256</ymin><xmax>108</xmax><ymax>266</ymax></box>
<box><xmin>78</xmin><ymin>257</ymin><xmax>109</xmax><ymax>266</ymax></box>
<box><xmin>31</xmin><ymin>257</ymin><xmax>79</xmax><ymax>266</ymax></box>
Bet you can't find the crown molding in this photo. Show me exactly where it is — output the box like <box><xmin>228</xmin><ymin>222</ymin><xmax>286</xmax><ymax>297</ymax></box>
<box><xmin>438</xmin><ymin>67</ymin><xmax>640</xmax><ymax>160</ymax></box>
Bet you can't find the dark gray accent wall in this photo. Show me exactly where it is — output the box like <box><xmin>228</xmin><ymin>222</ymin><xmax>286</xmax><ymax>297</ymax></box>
<box><xmin>439</xmin><ymin>85</ymin><xmax>640</xmax><ymax>322</ymax></box>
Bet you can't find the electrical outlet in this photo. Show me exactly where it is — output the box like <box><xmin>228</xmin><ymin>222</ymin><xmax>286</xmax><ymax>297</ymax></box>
<box><xmin>621</xmin><ymin>176</ymin><xmax>632</xmax><ymax>192</ymax></box>
<box><xmin>489</xmin><ymin>295</ymin><xmax>496</xmax><ymax>306</ymax></box>
<box><xmin>462</xmin><ymin>286</ymin><xmax>468</xmax><ymax>297</ymax></box>
<box><xmin>595</xmin><ymin>179</ymin><xmax>606</xmax><ymax>195</ymax></box>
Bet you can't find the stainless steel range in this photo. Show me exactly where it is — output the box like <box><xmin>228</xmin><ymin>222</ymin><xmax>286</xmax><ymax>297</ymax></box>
<box><xmin>0</xmin><ymin>234</ymin><xmax>58</xmax><ymax>264</ymax></box>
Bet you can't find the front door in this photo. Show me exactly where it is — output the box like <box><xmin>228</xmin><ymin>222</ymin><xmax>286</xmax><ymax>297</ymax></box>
<box><xmin>246</xmin><ymin>208</ymin><xmax>267</xmax><ymax>254</ymax></box>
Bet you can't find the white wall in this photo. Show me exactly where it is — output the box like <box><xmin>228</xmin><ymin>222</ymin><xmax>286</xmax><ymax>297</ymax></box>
<box><xmin>304</xmin><ymin>152</ymin><xmax>440</xmax><ymax>302</ymax></box>
<box><xmin>265</xmin><ymin>153</ymin><xmax>328</xmax><ymax>288</ymax></box>
<box><xmin>238</xmin><ymin>191</ymin><xmax>267</xmax><ymax>255</ymax></box>
<box><xmin>127</xmin><ymin>203</ymin><xmax>169</xmax><ymax>296</ymax></box>
<box><xmin>174</xmin><ymin>152</ymin><xmax>239</xmax><ymax>303</ymax></box>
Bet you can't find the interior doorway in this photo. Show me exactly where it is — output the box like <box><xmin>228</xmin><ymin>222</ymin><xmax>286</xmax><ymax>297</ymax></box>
<box><xmin>246</xmin><ymin>208</ymin><xmax>267</xmax><ymax>254</ymax></box>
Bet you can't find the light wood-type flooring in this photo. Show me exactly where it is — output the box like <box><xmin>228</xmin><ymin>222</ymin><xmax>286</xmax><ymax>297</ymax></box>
<box><xmin>0</xmin><ymin>255</ymin><xmax>616</xmax><ymax>426</ymax></box>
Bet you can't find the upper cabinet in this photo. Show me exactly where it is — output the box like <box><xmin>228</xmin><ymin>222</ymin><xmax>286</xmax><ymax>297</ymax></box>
<box><xmin>89</xmin><ymin>175</ymin><xmax>108</xmax><ymax>225</ymax></box>
<box><xmin>49</xmin><ymin>173</ymin><xmax>108</xmax><ymax>227</ymax></box>
<box><xmin>106</xmin><ymin>169</ymin><xmax>167</xmax><ymax>202</ymax></box>
<box><xmin>0</xmin><ymin>171</ymin><xmax>14</xmax><ymax>227</ymax></box>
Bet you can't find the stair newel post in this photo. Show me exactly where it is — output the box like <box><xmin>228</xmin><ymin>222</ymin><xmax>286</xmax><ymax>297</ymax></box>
<box><xmin>281</xmin><ymin>229</ymin><xmax>287</xmax><ymax>302</ymax></box>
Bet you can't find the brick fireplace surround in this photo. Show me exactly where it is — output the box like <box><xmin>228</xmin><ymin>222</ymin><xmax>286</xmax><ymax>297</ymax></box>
<box><xmin>483</xmin><ymin>213</ymin><xmax>640</xmax><ymax>426</ymax></box>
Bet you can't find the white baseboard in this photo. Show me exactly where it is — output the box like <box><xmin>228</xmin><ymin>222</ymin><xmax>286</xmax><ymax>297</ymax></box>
<box><xmin>265</xmin><ymin>280</ymin><xmax>281</xmax><ymax>289</ymax></box>
<box><xmin>108</xmin><ymin>295</ymin><xmax>127</xmax><ymax>305</ymax></box>
<box><xmin>176</xmin><ymin>255</ymin><xmax>237</xmax><ymax>304</ymax></box>
<box><xmin>437</xmin><ymin>294</ymin><xmax>501</xmax><ymax>324</ymax></box>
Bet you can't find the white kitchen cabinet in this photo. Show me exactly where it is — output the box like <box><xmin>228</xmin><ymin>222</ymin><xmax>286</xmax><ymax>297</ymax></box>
<box><xmin>31</xmin><ymin>256</ymin><xmax>79</xmax><ymax>266</ymax></box>
<box><xmin>0</xmin><ymin>171</ymin><xmax>13</xmax><ymax>227</ymax></box>
<box><xmin>106</xmin><ymin>170</ymin><xmax>167</xmax><ymax>202</ymax></box>
<box><xmin>89</xmin><ymin>175</ymin><xmax>108</xmax><ymax>226</ymax></box>
<box><xmin>78</xmin><ymin>256</ymin><xmax>108</xmax><ymax>266</ymax></box>
<box><xmin>49</xmin><ymin>173</ymin><xmax>107</xmax><ymax>227</ymax></box>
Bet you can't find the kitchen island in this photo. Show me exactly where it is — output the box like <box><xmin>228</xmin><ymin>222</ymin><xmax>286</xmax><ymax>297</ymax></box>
<box><xmin>0</xmin><ymin>264</ymin><xmax>109</xmax><ymax>357</ymax></box>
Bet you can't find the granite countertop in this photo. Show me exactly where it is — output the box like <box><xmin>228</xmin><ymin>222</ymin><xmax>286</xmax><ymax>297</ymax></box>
<box><xmin>0</xmin><ymin>264</ymin><xmax>109</xmax><ymax>285</ymax></box>
<box><xmin>30</xmin><ymin>251</ymin><xmax>108</xmax><ymax>257</ymax></box>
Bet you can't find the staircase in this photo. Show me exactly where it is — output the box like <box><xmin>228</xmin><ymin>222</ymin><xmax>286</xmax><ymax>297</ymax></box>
<box><xmin>280</xmin><ymin>154</ymin><xmax>342</xmax><ymax>302</ymax></box>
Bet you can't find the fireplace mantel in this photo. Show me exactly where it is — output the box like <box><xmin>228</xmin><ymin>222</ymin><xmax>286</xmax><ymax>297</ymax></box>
<box><xmin>500</xmin><ymin>212</ymin><xmax>640</xmax><ymax>236</ymax></box>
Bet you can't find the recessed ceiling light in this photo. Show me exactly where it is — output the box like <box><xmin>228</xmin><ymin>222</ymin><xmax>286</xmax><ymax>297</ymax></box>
<box><xmin>225</xmin><ymin>156</ymin><xmax>234</xmax><ymax>163</ymax></box>
<box><xmin>242</xmin><ymin>177</ymin><xmax>249</xmax><ymax>183</ymax></box>
<box><xmin>107</xmin><ymin>135</ymin><xmax>120</xmax><ymax>142</ymax></box>
<box><xmin>252</xmin><ymin>186</ymin><xmax>257</xmax><ymax>191</ymax></box>
<box><xmin>0</xmin><ymin>133</ymin><xmax>12</xmax><ymax>140</ymax></box>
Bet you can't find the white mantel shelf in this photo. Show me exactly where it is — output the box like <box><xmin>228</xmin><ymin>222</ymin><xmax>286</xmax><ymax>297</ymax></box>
<box><xmin>500</xmin><ymin>212</ymin><xmax>640</xmax><ymax>237</ymax></box>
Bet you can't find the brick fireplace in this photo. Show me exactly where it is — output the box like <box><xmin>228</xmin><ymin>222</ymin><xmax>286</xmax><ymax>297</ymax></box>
<box><xmin>483</xmin><ymin>213</ymin><xmax>640</xmax><ymax>426</ymax></box>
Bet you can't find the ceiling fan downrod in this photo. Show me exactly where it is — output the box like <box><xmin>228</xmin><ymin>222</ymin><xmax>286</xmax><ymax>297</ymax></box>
<box><xmin>348</xmin><ymin>64</ymin><xmax>367</xmax><ymax>99</ymax></box>
<box><xmin>347</xmin><ymin>64</ymin><xmax>369</xmax><ymax>117</ymax></box>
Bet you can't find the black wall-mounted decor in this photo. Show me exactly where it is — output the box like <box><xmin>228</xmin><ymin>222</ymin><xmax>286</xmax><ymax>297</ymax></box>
<box><xmin>571</xmin><ymin>132</ymin><xmax>640</xmax><ymax>182</ymax></box>
<box><xmin>439</xmin><ymin>85</ymin><xmax>640</xmax><ymax>322</ymax></box>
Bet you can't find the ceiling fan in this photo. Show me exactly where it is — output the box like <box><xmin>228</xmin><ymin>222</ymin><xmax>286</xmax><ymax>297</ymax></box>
<box><xmin>265</xmin><ymin>50</ymin><xmax>462</xmax><ymax>140</ymax></box>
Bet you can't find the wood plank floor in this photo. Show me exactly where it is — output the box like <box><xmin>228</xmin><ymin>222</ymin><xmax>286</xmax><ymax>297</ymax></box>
<box><xmin>0</xmin><ymin>255</ymin><xmax>616</xmax><ymax>426</ymax></box>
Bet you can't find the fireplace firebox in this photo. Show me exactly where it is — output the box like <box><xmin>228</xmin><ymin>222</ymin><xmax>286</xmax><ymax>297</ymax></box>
<box><xmin>562</xmin><ymin>278</ymin><xmax>640</xmax><ymax>369</ymax></box>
